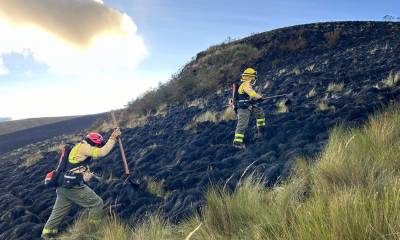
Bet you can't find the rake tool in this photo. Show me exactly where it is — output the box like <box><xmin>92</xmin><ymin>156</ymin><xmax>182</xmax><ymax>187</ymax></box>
<box><xmin>111</xmin><ymin>111</ymin><xmax>146</xmax><ymax>190</ymax></box>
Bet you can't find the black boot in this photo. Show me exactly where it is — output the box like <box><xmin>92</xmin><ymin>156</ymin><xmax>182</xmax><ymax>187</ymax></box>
<box><xmin>255</xmin><ymin>127</ymin><xmax>265</xmax><ymax>140</ymax></box>
<box><xmin>41</xmin><ymin>233</ymin><xmax>58</xmax><ymax>240</ymax></box>
<box><xmin>233</xmin><ymin>141</ymin><xmax>246</xmax><ymax>149</ymax></box>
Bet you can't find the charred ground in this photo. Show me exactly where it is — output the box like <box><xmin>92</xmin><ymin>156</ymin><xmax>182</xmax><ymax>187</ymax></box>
<box><xmin>0</xmin><ymin>21</ymin><xmax>399</xmax><ymax>239</ymax></box>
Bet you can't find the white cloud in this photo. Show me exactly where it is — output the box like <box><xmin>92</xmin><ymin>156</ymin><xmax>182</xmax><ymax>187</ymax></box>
<box><xmin>0</xmin><ymin>0</ymin><xmax>148</xmax><ymax>75</ymax></box>
<box><xmin>0</xmin><ymin>70</ymin><xmax>170</xmax><ymax>120</ymax></box>
<box><xmin>0</xmin><ymin>0</ymin><xmax>157</xmax><ymax>119</ymax></box>
<box><xmin>0</xmin><ymin>58</ymin><xmax>8</xmax><ymax>76</ymax></box>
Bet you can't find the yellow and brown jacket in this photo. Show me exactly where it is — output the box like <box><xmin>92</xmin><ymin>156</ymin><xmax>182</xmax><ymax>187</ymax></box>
<box><xmin>237</xmin><ymin>81</ymin><xmax>262</xmax><ymax>109</ymax></box>
<box><xmin>67</xmin><ymin>137</ymin><xmax>116</xmax><ymax>174</ymax></box>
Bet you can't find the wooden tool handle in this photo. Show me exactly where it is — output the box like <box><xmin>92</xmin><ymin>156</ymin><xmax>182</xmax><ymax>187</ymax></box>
<box><xmin>111</xmin><ymin>111</ymin><xmax>130</xmax><ymax>176</ymax></box>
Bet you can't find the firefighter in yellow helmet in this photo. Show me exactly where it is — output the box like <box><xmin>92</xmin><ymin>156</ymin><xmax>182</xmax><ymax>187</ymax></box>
<box><xmin>233</xmin><ymin>68</ymin><xmax>266</xmax><ymax>149</ymax></box>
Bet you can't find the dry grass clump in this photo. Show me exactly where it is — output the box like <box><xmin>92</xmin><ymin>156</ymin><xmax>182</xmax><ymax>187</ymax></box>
<box><xmin>145</xmin><ymin>177</ymin><xmax>166</xmax><ymax>198</ymax></box>
<box><xmin>313</xmin><ymin>106</ymin><xmax>400</xmax><ymax>192</ymax></box>
<box><xmin>188</xmin><ymin>99</ymin><xmax>205</xmax><ymax>108</ymax></box>
<box><xmin>47</xmin><ymin>134</ymin><xmax>82</xmax><ymax>152</ymax></box>
<box><xmin>327</xmin><ymin>82</ymin><xmax>344</xmax><ymax>92</ymax></box>
<box><xmin>125</xmin><ymin>115</ymin><xmax>148</xmax><ymax>129</ymax></box>
<box><xmin>263</xmin><ymin>81</ymin><xmax>271</xmax><ymax>89</ymax></box>
<box><xmin>318</xmin><ymin>100</ymin><xmax>335</xmax><ymax>111</ymax></box>
<box><xmin>132</xmin><ymin>215</ymin><xmax>175</xmax><ymax>240</ymax></box>
<box><xmin>292</xmin><ymin>67</ymin><xmax>301</xmax><ymax>75</ymax></box>
<box><xmin>64</xmin><ymin>134</ymin><xmax>83</xmax><ymax>143</ymax></box>
<box><xmin>22</xmin><ymin>150</ymin><xmax>43</xmax><ymax>167</ymax></box>
<box><xmin>306</xmin><ymin>64</ymin><xmax>316</xmax><ymax>72</ymax></box>
<box><xmin>155</xmin><ymin>104</ymin><xmax>168</xmax><ymax>117</ymax></box>
<box><xmin>382</xmin><ymin>70</ymin><xmax>400</xmax><ymax>87</ymax></box>
<box><xmin>278</xmin><ymin>68</ymin><xmax>287</xmax><ymax>76</ymax></box>
<box><xmin>100</xmin><ymin>216</ymin><xmax>131</xmax><ymax>240</ymax></box>
<box><xmin>185</xmin><ymin>111</ymin><xmax>219</xmax><ymax>130</ymax></box>
<box><xmin>306</xmin><ymin>88</ymin><xmax>317</xmax><ymax>98</ymax></box>
<box><xmin>276</xmin><ymin>99</ymin><xmax>289</xmax><ymax>113</ymax></box>
<box><xmin>47</xmin><ymin>143</ymin><xmax>65</xmax><ymax>153</ymax></box>
<box><xmin>194</xmin><ymin>111</ymin><xmax>218</xmax><ymax>124</ymax></box>
<box><xmin>220</xmin><ymin>107</ymin><xmax>237</xmax><ymax>121</ymax></box>
<box><xmin>187</xmin><ymin>108</ymin><xmax>237</xmax><ymax>130</ymax></box>
<box><xmin>281</xmin><ymin>37</ymin><xmax>307</xmax><ymax>52</ymax></box>
<box><xmin>60</xmin><ymin>214</ymin><xmax>130</xmax><ymax>240</ymax></box>
<box><xmin>368</xmin><ymin>46</ymin><xmax>379</xmax><ymax>54</ymax></box>
<box><xmin>324</xmin><ymin>28</ymin><xmax>342</xmax><ymax>47</ymax></box>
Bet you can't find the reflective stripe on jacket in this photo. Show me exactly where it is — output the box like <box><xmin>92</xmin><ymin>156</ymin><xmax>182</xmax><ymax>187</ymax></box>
<box><xmin>237</xmin><ymin>81</ymin><xmax>262</xmax><ymax>109</ymax></box>
<box><xmin>67</xmin><ymin>138</ymin><xmax>116</xmax><ymax>173</ymax></box>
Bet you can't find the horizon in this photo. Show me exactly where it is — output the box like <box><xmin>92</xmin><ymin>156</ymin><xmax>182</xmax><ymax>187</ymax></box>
<box><xmin>0</xmin><ymin>0</ymin><xmax>399</xmax><ymax>120</ymax></box>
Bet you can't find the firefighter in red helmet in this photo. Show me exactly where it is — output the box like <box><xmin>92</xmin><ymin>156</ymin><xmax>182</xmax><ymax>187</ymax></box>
<box><xmin>41</xmin><ymin>128</ymin><xmax>121</xmax><ymax>239</ymax></box>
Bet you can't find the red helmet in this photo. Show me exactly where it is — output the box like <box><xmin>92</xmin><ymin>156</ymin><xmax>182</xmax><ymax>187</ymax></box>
<box><xmin>86</xmin><ymin>132</ymin><xmax>104</xmax><ymax>146</ymax></box>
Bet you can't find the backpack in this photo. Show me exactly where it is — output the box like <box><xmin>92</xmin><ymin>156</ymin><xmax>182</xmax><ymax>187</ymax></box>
<box><xmin>44</xmin><ymin>144</ymin><xmax>73</xmax><ymax>188</ymax></box>
<box><xmin>230</xmin><ymin>81</ymin><xmax>240</xmax><ymax>113</ymax></box>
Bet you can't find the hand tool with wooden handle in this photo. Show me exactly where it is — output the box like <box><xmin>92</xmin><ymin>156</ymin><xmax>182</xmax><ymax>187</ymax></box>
<box><xmin>111</xmin><ymin>111</ymin><xmax>130</xmax><ymax>176</ymax></box>
<box><xmin>110</xmin><ymin>111</ymin><xmax>145</xmax><ymax>190</ymax></box>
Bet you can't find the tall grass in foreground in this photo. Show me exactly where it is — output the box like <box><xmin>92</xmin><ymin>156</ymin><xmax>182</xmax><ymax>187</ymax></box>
<box><xmin>59</xmin><ymin>214</ymin><xmax>130</xmax><ymax>240</ymax></box>
<box><xmin>64</xmin><ymin>105</ymin><xmax>400</xmax><ymax>240</ymax></box>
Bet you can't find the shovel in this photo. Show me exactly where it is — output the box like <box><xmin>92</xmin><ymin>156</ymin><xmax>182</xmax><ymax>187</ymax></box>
<box><xmin>111</xmin><ymin>111</ymin><xmax>146</xmax><ymax>190</ymax></box>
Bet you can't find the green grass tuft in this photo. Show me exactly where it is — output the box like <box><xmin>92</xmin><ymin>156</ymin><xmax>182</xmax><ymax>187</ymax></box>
<box><xmin>131</xmin><ymin>215</ymin><xmax>175</xmax><ymax>240</ymax></box>
<box><xmin>22</xmin><ymin>151</ymin><xmax>43</xmax><ymax>167</ymax></box>
<box><xmin>145</xmin><ymin>177</ymin><xmax>166</xmax><ymax>198</ymax></box>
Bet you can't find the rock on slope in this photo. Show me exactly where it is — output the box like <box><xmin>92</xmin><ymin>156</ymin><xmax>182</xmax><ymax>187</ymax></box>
<box><xmin>0</xmin><ymin>21</ymin><xmax>399</xmax><ymax>239</ymax></box>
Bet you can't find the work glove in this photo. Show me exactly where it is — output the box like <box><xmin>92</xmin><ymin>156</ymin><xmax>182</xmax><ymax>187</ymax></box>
<box><xmin>110</xmin><ymin>127</ymin><xmax>121</xmax><ymax>140</ymax></box>
<box><xmin>83</xmin><ymin>167</ymin><xmax>102</xmax><ymax>182</ymax></box>
<box><xmin>251</xmin><ymin>97</ymin><xmax>264</xmax><ymax>104</ymax></box>
<box><xmin>83</xmin><ymin>170</ymin><xmax>94</xmax><ymax>182</ymax></box>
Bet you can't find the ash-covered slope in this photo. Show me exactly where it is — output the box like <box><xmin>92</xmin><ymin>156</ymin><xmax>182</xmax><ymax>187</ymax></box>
<box><xmin>0</xmin><ymin>117</ymin><xmax>11</xmax><ymax>123</ymax></box>
<box><xmin>1</xmin><ymin>21</ymin><xmax>399</xmax><ymax>240</ymax></box>
<box><xmin>0</xmin><ymin>116</ymin><xmax>78</xmax><ymax>136</ymax></box>
<box><xmin>0</xmin><ymin>114</ymin><xmax>105</xmax><ymax>155</ymax></box>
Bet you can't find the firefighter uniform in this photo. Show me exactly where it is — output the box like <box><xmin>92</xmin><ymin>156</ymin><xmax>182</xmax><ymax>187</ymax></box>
<box><xmin>42</xmin><ymin>129</ymin><xmax>120</xmax><ymax>239</ymax></box>
<box><xmin>233</xmin><ymin>68</ymin><xmax>266</xmax><ymax>148</ymax></box>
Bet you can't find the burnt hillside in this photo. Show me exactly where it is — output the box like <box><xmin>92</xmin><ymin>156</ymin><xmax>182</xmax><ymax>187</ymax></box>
<box><xmin>0</xmin><ymin>116</ymin><xmax>78</xmax><ymax>136</ymax></box>
<box><xmin>0</xmin><ymin>114</ymin><xmax>105</xmax><ymax>155</ymax></box>
<box><xmin>0</xmin><ymin>21</ymin><xmax>399</xmax><ymax>240</ymax></box>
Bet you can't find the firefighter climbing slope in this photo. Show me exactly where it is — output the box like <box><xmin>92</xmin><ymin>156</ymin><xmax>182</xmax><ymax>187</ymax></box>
<box><xmin>232</xmin><ymin>68</ymin><xmax>266</xmax><ymax>149</ymax></box>
<box><xmin>41</xmin><ymin>128</ymin><xmax>121</xmax><ymax>239</ymax></box>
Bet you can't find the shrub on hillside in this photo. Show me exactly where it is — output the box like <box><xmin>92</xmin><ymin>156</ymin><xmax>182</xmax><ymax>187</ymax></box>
<box><xmin>324</xmin><ymin>28</ymin><xmax>342</xmax><ymax>47</ymax></box>
<box><xmin>126</xmin><ymin>43</ymin><xmax>259</xmax><ymax>117</ymax></box>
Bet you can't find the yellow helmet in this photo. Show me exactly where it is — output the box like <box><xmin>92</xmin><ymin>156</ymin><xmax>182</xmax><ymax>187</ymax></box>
<box><xmin>241</xmin><ymin>67</ymin><xmax>257</xmax><ymax>84</ymax></box>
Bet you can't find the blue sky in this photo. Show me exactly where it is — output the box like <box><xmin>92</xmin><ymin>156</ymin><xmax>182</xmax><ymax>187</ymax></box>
<box><xmin>0</xmin><ymin>0</ymin><xmax>398</xmax><ymax>119</ymax></box>
<box><xmin>112</xmin><ymin>0</ymin><xmax>399</xmax><ymax>71</ymax></box>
